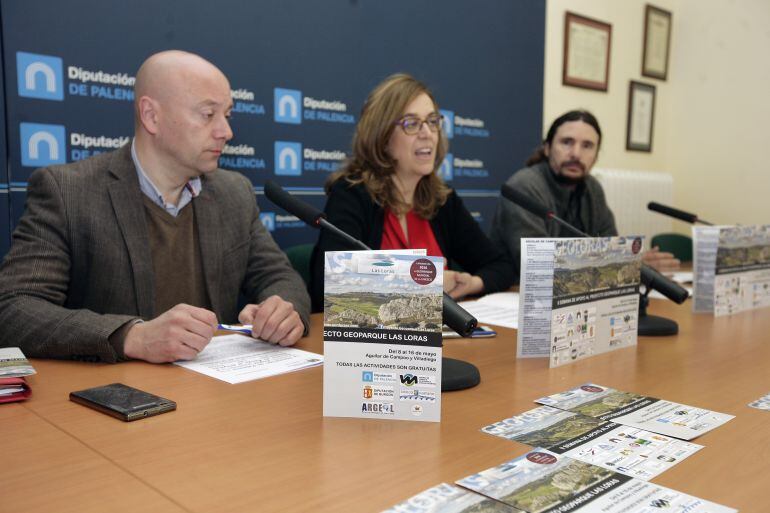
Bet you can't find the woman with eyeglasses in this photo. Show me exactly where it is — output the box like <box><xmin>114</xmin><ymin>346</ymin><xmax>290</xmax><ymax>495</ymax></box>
<box><xmin>309</xmin><ymin>73</ymin><xmax>515</xmax><ymax>312</ymax></box>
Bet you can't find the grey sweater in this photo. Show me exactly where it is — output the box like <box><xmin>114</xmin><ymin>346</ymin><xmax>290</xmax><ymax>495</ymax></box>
<box><xmin>489</xmin><ymin>160</ymin><xmax>617</xmax><ymax>280</ymax></box>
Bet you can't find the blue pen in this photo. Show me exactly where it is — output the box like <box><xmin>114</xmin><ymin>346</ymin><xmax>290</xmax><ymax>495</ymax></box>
<box><xmin>217</xmin><ymin>323</ymin><xmax>253</xmax><ymax>335</ymax></box>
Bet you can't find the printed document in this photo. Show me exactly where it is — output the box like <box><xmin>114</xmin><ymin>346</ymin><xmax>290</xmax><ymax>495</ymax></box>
<box><xmin>175</xmin><ymin>334</ymin><xmax>323</xmax><ymax>384</ymax></box>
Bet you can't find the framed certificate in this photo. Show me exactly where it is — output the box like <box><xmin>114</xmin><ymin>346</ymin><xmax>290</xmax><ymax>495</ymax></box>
<box><xmin>626</xmin><ymin>81</ymin><xmax>656</xmax><ymax>152</ymax></box>
<box><xmin>642</xmin><ymin>4</ymin><xmax>672</xmax><ymax>80</ymax></box>
<box><xmin>562</xmin><ymin>12</ymin><xmax>612</xmax><ymax>91</ymax></box>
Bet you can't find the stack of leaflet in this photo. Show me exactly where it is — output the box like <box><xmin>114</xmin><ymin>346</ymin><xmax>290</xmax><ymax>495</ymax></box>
<box><xmin>0</xmin><ymin>347</ymin><xmax>35</xmax><ymax>403</ymax></box>
<box><xmin>384</xmin><ymin>383</ymin><xmax>738</xmax><ymax>512</ymax></box>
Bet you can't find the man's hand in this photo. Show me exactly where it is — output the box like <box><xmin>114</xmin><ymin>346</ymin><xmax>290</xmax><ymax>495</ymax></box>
<box><xmin>123</xmin><ymin>304</ymin><xmax>218</xmax><ymax>363</ymax></box>
<box><xmin>444</xmin><ymin>270</ymin><xmax>485</xmax><ymax>300</ymax></box>
<box><xmin>238</xmin><ymin>295</ymin><xmax>304</xmax><ymax>347</ymax></box>
<box><xmin>642</xmin><ymin>246</ymin><xmax>681</xmax><ymax>273</ymax></box>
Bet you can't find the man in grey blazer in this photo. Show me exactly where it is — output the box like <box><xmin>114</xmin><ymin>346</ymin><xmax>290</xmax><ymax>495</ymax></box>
<box><xmin>0</xmin><ymin>51</ymin><xmax>310</xmax><ymax>363</ymax></box>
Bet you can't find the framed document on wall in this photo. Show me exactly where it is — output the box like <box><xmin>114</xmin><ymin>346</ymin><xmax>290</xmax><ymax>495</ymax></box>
<box><xmin>642</xmin><ymin>4</ymin><xmax>672</xmax><ymax>80</ymax></box>
<box><xmin>626</xmin><ymin>81</ymin><xmax>656</xmax><ymax>152</ymax></box>
<box><xmin>562</xmin><ymin>12</ymin><xmax>612</xmax><ymax>91</ymax></box>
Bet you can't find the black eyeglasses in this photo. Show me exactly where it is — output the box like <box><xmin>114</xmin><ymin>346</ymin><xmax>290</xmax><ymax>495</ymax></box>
<box><xmin>394</xmin><ymin>113</ymin><xmax>443</xmax><ymax>135</ymax></box>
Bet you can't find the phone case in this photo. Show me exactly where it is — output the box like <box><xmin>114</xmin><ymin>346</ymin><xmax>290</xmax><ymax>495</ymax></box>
<box><xmin>69</xmin><ymin>383</ymin><xmax>176</xmax><ymax>421</ymax></box>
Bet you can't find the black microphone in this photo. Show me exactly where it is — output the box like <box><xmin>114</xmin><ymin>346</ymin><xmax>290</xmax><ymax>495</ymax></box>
<box><xmin>500</xmin><ymin>184</ymin><xmax>552</xmax><ymax>220</ymax></box>
<box><xmin>640</xmin><ymin>265</ymin><xmax>689</xmax><ymax>303</ymax></box>
<box><xmin>647</xmin><ymin>202</ymin><xmax>713</xmax><ymax>226</ymax></box>
<box><xmin>263</xmin><ymin>181</ymin><xmax>478</xmax><ymax>337</ymax></box>
<box><xmin>264</xmin><ymin>180</ymin><xmax>324</xmax><ymax>227</ymax></box>
<box><xmin>501</xmin><ymin>184</ymin><xmax>688</xmax><ymax>305</ymax></box>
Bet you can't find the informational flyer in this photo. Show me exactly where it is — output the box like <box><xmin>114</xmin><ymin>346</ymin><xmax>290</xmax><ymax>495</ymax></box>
<box><xmin>383</xmin><ymin>483</ymin><xmax>516</xmax><ymax>513</ymax></box>
<box><xmin>694</xmin><ymin>224</ymin><xmax>770</xmax><ymax>316</ymax></box>
<box><xmin>518</xmin><ymin>237</ymin><xmax>642</xmax><ymax>368</ymax></box>
<box><xmin>535</xmin><ymin>383</ymin><xmax>734</xmax><ymax>441</ymax></box>
<box><xmin>322</xmin><ymin>251</ymin><xmax>443</xmax><ymax>422</ymax></box>
<box><xmin>456</xmin><ymin>449</ymin><xmax>737</xmax><ymax>513</ymax></box>
<box><xmin>481</xmin><ymin>405</ymin><xmax>702</xmax><ymax>480</ymax></box>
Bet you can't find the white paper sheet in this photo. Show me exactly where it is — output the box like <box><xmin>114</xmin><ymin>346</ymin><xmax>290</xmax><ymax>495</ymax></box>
<box><xmin>458</xmin><ymin>291</ymin><xmax>519</xmax><ymax>329</ymax></box>
<box><xmin>174</xmin><ymin>334</ymin><xmax>323</xmax><ymax>384</ymax></box>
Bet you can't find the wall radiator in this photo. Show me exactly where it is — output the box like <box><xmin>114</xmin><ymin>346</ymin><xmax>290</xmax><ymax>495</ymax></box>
<box><xmin>592</xmin><ymin>168</ymin><xmax>674</xmax><ymax>247</ymax></box>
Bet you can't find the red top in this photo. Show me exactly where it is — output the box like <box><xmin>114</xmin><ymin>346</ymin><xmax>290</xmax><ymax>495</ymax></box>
<box><xmin>380</xmin><ymin>209</ymin><xmax>444</xmax><ymax>258</ymax></box>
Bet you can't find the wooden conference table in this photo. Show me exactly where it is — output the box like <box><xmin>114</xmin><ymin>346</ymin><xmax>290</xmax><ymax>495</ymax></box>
<box><xmin>3</xmin><ymin>299</ymin><xmax>769</xmax><ymax>513</ymax></box>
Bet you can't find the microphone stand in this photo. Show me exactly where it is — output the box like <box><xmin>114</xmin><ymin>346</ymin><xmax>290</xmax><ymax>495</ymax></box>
<box><xmin>638</xmin><ymin>287</ymin><xmax>678</xmax><ymax>335</ymax></box>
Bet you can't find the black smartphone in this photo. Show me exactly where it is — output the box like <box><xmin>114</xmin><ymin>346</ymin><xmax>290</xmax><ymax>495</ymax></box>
<box><xmin>69</xmin><ymin>383</ymin><xmax>176</xmax><ymax>422</ymax></box>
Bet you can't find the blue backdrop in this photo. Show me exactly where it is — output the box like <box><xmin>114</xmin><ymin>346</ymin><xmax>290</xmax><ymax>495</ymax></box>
<box><xmin>1</xmin><ymin>0</ymin><xmax>544</xmax><ymax>254</ymax></box>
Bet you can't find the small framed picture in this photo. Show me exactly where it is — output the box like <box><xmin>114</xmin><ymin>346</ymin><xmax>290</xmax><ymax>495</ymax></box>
<box><xmin>642</xmin><ymin>4</ymin><xmax>672</xmax><ymax>80</ymax></box>
<box><xmin>626</xmin><ymin>81</ymin><xmax>656</xmax><ymax>152</ymax></box>
<box><xmin>562</xmin><ymin>12</ymin><xmax>612</xmax><ymax>91</ymax></box>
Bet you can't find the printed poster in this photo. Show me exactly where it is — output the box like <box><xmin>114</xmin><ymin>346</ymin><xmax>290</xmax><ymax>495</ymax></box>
<box><xmin>694</xmin><ymin>224</ymin><xmax>770</xmax><ymax>316</ymax></box>
<box><xmin>322</xmin><ymin>251</ymin><xmax>443</xmax><ymax>422</ymax></box>
<box><xmin>518</xmin><ymin>237</ymin><xmax>642</xmax><ymax>368</ymax></box>
<box><xmin>535</xmin><ymin>383</ymin><xmax>734</xmax><ymax>441</ymax></box>
<box><xmin>481</xmin><ymin>405</ymin><xmax>702</xmax><ymax>480</ymax></box>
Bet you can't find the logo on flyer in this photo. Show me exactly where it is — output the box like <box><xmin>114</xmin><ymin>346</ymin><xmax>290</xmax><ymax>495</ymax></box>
<box><xmin>581</xmin><ymin>385</ymin><xmax>604</xmax><ymax>393</ymax></box>
<box><xmin>364</xmin><ymin>385</ymin><xmax>395</xmax><ymax>400</ymax></box>
<box><xmin>399</xmin><ymin>374</ymin><xmax>436</xmax><ymax>387</ymax></box>
<box><xmin>410</xmin><ymin>258</ymin><xmax>437</xmax><ymax>285</ymax></box>
<box><xmin>361</xmin><ymin>402</ymin><xmax>394</xmax><ymax>414</ymax></box>
<box><xmin>362</xmin><ymin>371</ymin><xmax>373</xmax><ymax>382</ymax></box>
<box><xmin>526</xmin><ymin>452</ymin><xmax>557</xmax><ymax>465</ymax></box>
<box><xmin>17</xmin><ymin>52</ymin><xmax>64</xmax><ymax>101</ymax></box>
<box><xmin>368</xmin><ymin>372</ymin><xmax>397</xmax><ymax>384</ymax></box>
<box><xmin>411</xmin><ymin>405</ymin><xmax>424</xmax><ymax>416</ymax></box>
<box><xmin>399</xmin><ymin>389</ymin><xmax>436</xmax><ymax>403</ymax></box>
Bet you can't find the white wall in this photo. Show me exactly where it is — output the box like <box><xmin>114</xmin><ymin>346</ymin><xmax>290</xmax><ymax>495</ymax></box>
<box><xmin>544</xmin><ymin>0</ymin><xmax>770</xmax><ymax>231</ymax></box>
<box><xmin>666</xmin><ymin>0</ymin><xmax>770</xmax><ymax>227</ymax></box>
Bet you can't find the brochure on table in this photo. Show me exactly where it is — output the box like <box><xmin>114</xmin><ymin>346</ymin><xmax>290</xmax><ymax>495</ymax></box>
<box><xmin>693</xmin><ymin>224</ymin><xmax>770</xmax><ymax>316</ymax></box>
<box><xmin>456</xmin><ymin>449</ymin><xmax>737</xmax><ymax>513</ymax></box>
<box><xmin>322</xmin><ymin>250</ymin><xmax>443</xmax><ymax>422</ymax></box>
<box><xmin>518</xmin><ymin>237</ymin><xmax>642</xmax><ymax>368</ymax></box>
<box><xmin>481</xmin><ymin>405</ymin><xmax>702</xmax><ymax>480</ymax></box>
<box><xmin>748</xmin><ymin>391</ymin><xmax>770</xmax><ymax>411</ymax></box>
<box><xmin>383</xmin><ymin>483</ymin><xmax>516</xmax><ymax>513</ymax></box>
<box><xmin>535</xmin><ymin>383</ymin><xmax>734</xmax><ymax>441</ymax></box>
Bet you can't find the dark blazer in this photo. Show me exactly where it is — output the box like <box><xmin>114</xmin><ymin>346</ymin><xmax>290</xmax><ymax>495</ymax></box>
<box><xmin>309</xmin><ymin>180</ymin><xmax>515</xmax><ymax>312</ymax></box>
<box><xmin>0</xmin><ymin>144</ymin><xmax>310</xmax><ymax>362</ymax></box>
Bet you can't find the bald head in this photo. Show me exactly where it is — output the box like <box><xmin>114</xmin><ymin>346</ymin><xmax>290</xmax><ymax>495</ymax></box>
<box><xmin>132</xmin><ymin>50</ymin><xmax>234</xmax><ymax>181</ymax></box>
<box><xmin>134</xmin><ymin>51</ymin><xmax>229</xmax><ymax>120</ymax></box>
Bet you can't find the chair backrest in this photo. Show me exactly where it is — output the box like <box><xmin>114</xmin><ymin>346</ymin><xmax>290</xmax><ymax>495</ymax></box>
<box><xmin>650</xmin><ymin>232</ymin><xmax>693</xmax><ymax>262</ymax></box>
<box><xmin>284</xmin><ymin>243</ymin><xmax>314</xmax><ymax>287</ymax></box>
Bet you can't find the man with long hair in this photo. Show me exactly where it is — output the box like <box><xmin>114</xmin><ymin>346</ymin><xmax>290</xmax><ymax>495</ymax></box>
<box><xmin>490</xmin><ymin>110</ymin><xmax>678</xmax><ymax>279</ymax></box>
